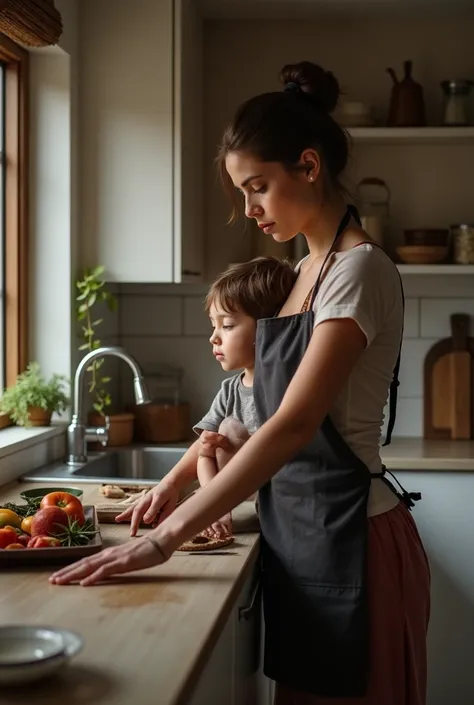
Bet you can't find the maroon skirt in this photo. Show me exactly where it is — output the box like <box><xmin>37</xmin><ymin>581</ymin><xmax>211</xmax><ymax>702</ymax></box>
<box><xmin>274</xmin><ymin>502</ymin><xmax>431</xmax><ymax>705</ymax></box>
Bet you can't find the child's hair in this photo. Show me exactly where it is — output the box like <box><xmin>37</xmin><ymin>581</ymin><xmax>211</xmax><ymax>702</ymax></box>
<box><xmin>205</xmin><ymin>256</ymin><xmax>297</xmax><ymax>320</ymax></box>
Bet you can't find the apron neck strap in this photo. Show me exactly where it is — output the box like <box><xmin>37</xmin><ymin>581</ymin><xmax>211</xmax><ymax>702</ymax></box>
<box><xmin>309</xmin><ymin>205</ymin><xmax>358</xmax><ymax>309</ymax></box>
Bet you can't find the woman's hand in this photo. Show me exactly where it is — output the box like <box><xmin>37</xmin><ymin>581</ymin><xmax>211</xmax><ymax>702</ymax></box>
<box><xmin>115</xmin><ymin>482</ymin><xmax>180</xmax><ymax>537</ymax></box>
<box><xmin>49</xmin><ymin>535</ymin><xmax>168</xmax><ymax>587</ymax></box>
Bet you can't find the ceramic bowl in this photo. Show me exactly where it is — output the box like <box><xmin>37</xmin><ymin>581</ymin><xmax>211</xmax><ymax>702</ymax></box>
<box><xmin>0</xmin><ymin>626</ymin><xmax>83</xmax><ymax>685</ymax></box>
<box><xmin>20</xmin><ymin>486</ymin><xmax>84</xmax><ymax>502</ymax></box>
<box><xmin>396</xmin><ymin>245</ymin><xmax>448</xmax><ymax>264</ymax></box>
<box><xmin>404</xmin><ymin>229</ymin><xmax>449</xmax><ymax>247</ymax></box>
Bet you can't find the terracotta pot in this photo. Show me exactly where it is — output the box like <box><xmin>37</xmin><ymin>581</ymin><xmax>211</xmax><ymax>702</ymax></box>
<box><xmin>88</xmin><ymin>412</ymin><xmax>135</xmax><ymax>447</ymax></box>
<box><xmin>0</xmin><ymin>414</ymin><xmax>12</xmax><ymax>430</ymax></box>
<box><xmin>27</xmin><ymin>407</ymin><xmax>52</xmax><ymax>427</ymax></box>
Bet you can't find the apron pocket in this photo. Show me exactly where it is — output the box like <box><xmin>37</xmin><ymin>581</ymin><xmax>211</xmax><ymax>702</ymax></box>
<box><xmin>263</xmin><ymin>576</ymin><xmax>369</xmax><ymax>697</ymax></box>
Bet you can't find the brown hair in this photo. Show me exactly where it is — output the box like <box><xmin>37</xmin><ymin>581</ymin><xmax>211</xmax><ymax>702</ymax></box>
<box><xmin>205</xmin><ymin>257</ymin><xmax>297</xmax><ymax>320</ymax></box>
<box><xmin>217</xmin><ymin>61</ymin><xmax>349</xmax><ymax>222</ymax></box>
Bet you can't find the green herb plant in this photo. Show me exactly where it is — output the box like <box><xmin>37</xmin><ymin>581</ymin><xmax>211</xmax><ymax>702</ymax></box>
<box><xmin>76</xmin><ymin>265</ymin><xmax>117</xmax><ymax>417</ymax></box>
<box><xmin>0</xmin><ymin>362</ymin><xmax>69</xmax><ymax>427</ymax></box>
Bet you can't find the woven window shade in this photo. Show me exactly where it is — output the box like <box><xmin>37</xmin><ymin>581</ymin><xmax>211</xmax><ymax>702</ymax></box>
<box><xmin>0</xmin><ymin>0</ymin><xmax>63</xmax><ymax>48</ymax></box>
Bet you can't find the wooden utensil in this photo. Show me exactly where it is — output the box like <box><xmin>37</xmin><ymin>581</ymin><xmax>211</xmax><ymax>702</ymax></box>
<box><xmin>424</xmin><ymin>314</ymin><xmax>474</xmax><ymax>439</ymax></box>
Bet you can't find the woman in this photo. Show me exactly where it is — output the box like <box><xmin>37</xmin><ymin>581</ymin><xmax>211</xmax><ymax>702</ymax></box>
<box><xmin>51</xmin><ymin>61</ymin><xmax>430</xmax><ymax>705</ymax></box>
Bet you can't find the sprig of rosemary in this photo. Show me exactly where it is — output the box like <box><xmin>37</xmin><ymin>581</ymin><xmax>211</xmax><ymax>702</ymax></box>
<box><xmin>54</xmin><ymin>517</ymin><xmax>98</xmax><ymax>547</ymax></box>
<box><xmin>1</xmin><ymin>498</ymin><xmax>41</xmax><ymax>517</ymax></box>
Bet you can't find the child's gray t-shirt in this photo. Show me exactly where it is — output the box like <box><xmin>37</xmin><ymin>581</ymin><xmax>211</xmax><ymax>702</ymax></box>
<box><xmin>193</xmin><ymin>373</ymin><xmax>259</xmax><ymax>436</ymax></box>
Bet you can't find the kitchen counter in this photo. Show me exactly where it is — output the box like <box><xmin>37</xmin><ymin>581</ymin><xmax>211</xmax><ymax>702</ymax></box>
<box><xmin>145</xmin><ymin>434</ymin><xmax>463</xmax><ymax>475</ymax></box>
<box><xmin>380</xmin><ymin>437</ymin><xmax>474</xmax><ymax>471</ymax></box>
<box><xmin>147</xmin><ymin>437</ymin><xmax>474</xmax><ymax>472</ymax></box>
<box><xmin>0</xmin><ymin>481</ymin><xmax>260</xmax><ymax>705</ymax></box>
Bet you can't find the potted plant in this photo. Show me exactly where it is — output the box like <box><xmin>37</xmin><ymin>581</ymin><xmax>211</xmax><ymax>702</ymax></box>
<box><xmin>76</xmin><ymin>265</ymin><xmax>135</xmax><ymax>446</ymax></box>
<box><xmin>0</xmin><ymin>362</ymin><xmax>69</xmax><ymax>427</ymax></box>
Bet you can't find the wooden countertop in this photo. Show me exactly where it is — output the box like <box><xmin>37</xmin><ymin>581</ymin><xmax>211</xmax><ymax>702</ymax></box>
<box><xmin>0</xmin><ymin>481</ymin><xmax>260</xmax><ymax>705</ymax></box>
<box><xmin>381</xmin><ymin>437</ymin><xmax>474</xmax><ymax>471</ymax></box>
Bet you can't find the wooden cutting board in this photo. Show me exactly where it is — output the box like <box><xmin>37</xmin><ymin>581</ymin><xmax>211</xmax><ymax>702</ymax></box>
<box><xmin>424</xmin><ymin>314</ymin><xmax>474</xmax><ymax>440</ymax></box>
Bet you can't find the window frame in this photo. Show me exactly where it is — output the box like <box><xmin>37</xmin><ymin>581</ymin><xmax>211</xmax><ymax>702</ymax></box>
<box><xmin>0</xmin><ymin>33</ymin><xmax>28</xmax><ymax>394</ymax></box>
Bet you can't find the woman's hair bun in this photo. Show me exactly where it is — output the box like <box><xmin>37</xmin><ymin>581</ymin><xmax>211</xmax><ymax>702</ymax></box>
<box><xmin>280</xmin><ymin>61</ymin><xmax>340</xmax><ymax>114</ymax></box>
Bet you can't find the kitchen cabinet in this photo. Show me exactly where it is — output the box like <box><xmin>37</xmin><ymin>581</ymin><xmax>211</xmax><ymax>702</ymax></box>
<box><xmin>79</xmin><ymin>0</ymin><xmax>198</xmax><ymax>283</ymax></box>
<box><xmin>188</xmin><ymin>562</ymin><xmax>262</xmax><ymax>705</ymax></box>
<box><xmin>80</xmin><ymin>0</ymin><xmax>204</xmax><ymax>284</ymax></box>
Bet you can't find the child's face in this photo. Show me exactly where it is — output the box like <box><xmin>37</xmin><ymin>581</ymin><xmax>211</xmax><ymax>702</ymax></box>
<box><xmin>208</xmin><ymin>301</ymin><xmax>256</xmax><ymax>372</ymax></box>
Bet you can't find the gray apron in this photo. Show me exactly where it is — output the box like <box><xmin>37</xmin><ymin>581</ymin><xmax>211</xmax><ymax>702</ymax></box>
<box><xmin>253</xmin><ymin>206</ymin><xmax>420</xmax><ymax>697</ymax></box>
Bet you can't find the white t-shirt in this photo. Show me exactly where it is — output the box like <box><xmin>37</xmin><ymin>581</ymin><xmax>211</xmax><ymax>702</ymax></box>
<box><xmin>299</xmin><ymin>243</ymin><xmax>403</xmax><ymax>517</ymax></box>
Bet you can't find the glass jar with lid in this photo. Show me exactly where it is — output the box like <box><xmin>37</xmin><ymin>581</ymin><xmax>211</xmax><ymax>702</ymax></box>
<box><xmin>450</xmin><ymin>224</ymin><xmax>474</xmax><ymax>264</ymax></box>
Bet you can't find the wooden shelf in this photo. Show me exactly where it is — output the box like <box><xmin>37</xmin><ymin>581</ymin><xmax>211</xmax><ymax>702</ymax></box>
<box><xmin>396</xmin><ymin>264</ymin><xmax>474</xmax><ymax>275</ymax></box>
<box><xmin>347</xmin><ymin>127</ymin><xmax>474</xmax><ymax>144</ymax></box>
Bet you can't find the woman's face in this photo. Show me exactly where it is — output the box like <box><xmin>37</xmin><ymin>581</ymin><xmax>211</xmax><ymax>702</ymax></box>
<box><xmin>225</xmin><ymin>150</ymin><xmax>320</xmax><ymax>242</ymax></box>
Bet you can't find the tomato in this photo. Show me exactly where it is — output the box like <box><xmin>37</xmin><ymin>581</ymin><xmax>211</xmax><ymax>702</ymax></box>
<box><xmin>5</xmin><ymin>543</ymin><xmax>25</xmax><ymax>550</ymax></box>
<box><xmin>16</xmin><ymin>533</ymin><xmax>29</xmax><ymax>547</ymax></box>
<box><xmin>40</xmin><ymin>492</ymin><xmax>84</xmax><ymax>524</ymax></box>
<box><xmin>0</xmin><ymin>526</ymin><xmax>20</xmax><ymax>548</ymax></box>
<box><xmin>28</xmin><ymin>535</ymin><xmax>62</xmax><ymax>548</ymax></box>
<box><xmin>0</xmin><ymin>509</ymin><xmax>21</xmax><ymax>530</ymax></box>
<box><xmin>21</xmin><ymin>515</ymin><xmax>34</xmax><ymax>535</ymax></box>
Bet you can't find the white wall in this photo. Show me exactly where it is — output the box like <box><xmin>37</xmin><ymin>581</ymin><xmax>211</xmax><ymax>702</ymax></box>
<box><xmin>29</xmin><ymin>0</ymin><xmax>79</xmax><ymax>393</ymax></box>
<box><xmin>29</xmin><ymin>51</ymin><xmax>72</xmax><ymax>382</ymax></box>
<box><xmin>56</xmin><ymin>0</ymin><xmax>78</xmax><ymax>57</ymax></box>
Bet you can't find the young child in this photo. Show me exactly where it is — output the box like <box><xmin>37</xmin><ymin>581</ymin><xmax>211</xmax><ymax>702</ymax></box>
<box><xmin>193</xmin><ymin>256</ymin><xmax>297</xmax><ymax>538</ymax></box>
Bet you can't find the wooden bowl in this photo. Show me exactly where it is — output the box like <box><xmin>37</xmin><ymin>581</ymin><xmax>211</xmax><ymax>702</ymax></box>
<box><xmin>396</xmin><ymin>245</ymin><xmax>448</xmax><ymax>264</ymax></box>
<box><xmin>404</xmin><ymin>229</ymin><xmax>449</xmax><ymax>247</ymax></box>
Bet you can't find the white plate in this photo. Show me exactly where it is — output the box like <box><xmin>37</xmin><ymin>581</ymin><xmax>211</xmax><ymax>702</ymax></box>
<box><xmin>0</xmin><ymin>625</ymin><xmax>83</xmax><ymax>685</ymax></box>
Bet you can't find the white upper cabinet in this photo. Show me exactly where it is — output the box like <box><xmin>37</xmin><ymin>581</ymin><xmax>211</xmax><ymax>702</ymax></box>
<box><xmin>80</xmin><ymin>0</ymin><xmax>176</xmax><ymax>282</ymax></box>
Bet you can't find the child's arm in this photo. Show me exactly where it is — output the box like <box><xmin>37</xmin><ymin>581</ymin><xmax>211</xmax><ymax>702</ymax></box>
<box><xmin>197</xmin><ymin>454</ymin><xmax>218</xmax><ymax>487</ymax></box>
<box><xmin>196</xmin><ymin>432</ymin><xmax>233</xmax><ymax>538</ymax></box>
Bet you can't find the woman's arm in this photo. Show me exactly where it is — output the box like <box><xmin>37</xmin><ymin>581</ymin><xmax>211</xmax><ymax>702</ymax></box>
<box><xmin>49</xmin><ymin>318</ymin><xmax>366</xmax><ymax>585</ymax></box>
<box><xmin>153</xmin><ymin>317</ymin><xmax>367</xmax><ymax>555</ymax></box>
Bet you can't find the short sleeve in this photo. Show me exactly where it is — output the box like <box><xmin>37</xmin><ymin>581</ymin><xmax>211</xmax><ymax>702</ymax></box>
<box><xmin>313</xmin><ymin>247</ymin><xmax>400</xmax><ymax>346</ymax></box>
<box><xmin>192</xmin><ymin>380</ymin><xmax>228</xmax><ymax>435</ymax></box>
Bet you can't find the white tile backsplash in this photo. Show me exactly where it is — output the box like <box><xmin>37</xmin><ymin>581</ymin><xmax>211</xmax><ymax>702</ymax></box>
<box><xmin>120</xmin><ymin>335</ymin><xmax>226</xmax><ymax>421</ymax></box>
<box><xmin>183</xmin><ymin>296</ymin><xmax>209</xmax><ymax>336</ymax></box>
<box><xmin>113</xmin><ymin>274</ymin><xmax>472</xmax><ymax>437</ymax></box>
<box><xmin>403</xmin><ymin>298</ymin><xmax>419</xmax><ymax>338</ymax></box>
<box><xmin>420</xmin><ymin>299</ymin><xmax>474</xmax><ymax>338</ymax></box>
<box><xmin>382</xmin><ymin>398</ymin><xmax>424</xmax><ymax>438</ymax></box>
<box><xmin>399</xmin><ymin>338</ymin><xmax>438</xmax><ymax>398</ymax></box>
<box><xmin>120</xmin><ymin>295</ymin><xmax>183</xmax><ymax>336</ymax></box>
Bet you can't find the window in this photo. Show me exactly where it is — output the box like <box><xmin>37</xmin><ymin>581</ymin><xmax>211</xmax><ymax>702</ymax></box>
<box><xmin>0</xmin><ymin>34</ymin><xmax>28</xmax><ymax>396</ymax></box>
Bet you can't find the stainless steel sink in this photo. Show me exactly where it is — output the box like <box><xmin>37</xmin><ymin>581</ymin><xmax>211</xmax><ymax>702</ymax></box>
<box><xmin>21</xmin><ymin>447</ymin><xmax>187</xmax><ymax>485</ymax></box>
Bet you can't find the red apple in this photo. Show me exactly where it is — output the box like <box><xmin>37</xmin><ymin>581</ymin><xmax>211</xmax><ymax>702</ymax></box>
<box><xmin>30</xmin><ymin>506</ymin><xmax>68</xmax><ymax>537</ymax></box>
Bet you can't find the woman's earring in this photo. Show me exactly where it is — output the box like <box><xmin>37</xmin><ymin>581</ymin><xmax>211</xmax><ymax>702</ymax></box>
<box><xmin>308</xmin><ymin>174</ymin><xmax>315</xmax><ymax>182</ymax></box>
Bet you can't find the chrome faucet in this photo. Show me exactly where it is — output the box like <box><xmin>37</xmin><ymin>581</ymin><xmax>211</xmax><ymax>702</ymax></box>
<box><xmin>67</xmin><ymin>345</ymin><xmax>151</xmax><ymax>465</ymax></box>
